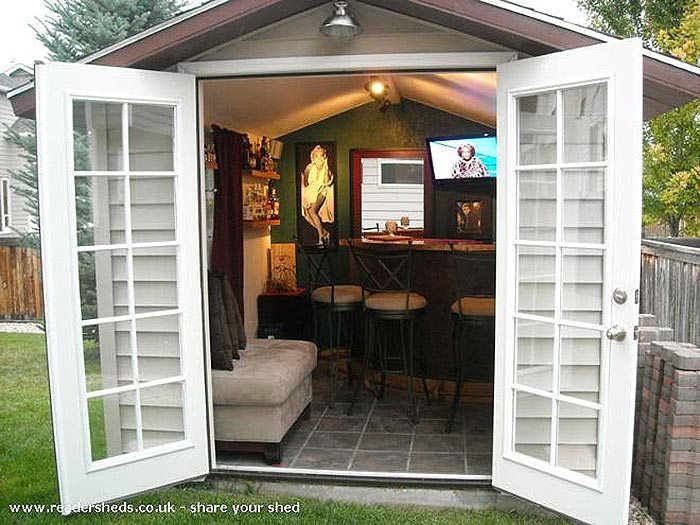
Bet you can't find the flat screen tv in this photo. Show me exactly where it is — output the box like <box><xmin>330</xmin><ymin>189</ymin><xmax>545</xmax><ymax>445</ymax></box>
<box><xmin>427</xmin><ymin>135</ymin><xmax>497</xmax><ymax>182</ymax></box>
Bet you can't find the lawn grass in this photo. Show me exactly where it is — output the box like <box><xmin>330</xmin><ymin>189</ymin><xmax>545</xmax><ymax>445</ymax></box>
<box><xmin>0</xmin><ymin>332</ymin><xmax>572</xmax><ymax>524</ymax></box>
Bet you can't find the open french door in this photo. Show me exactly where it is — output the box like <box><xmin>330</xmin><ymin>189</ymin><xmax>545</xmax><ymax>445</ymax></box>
<box><xmin>36</xmin><ymin>62</ymin><xmax>208</xmax><ymax>512</ymax></box>
<box><xmin>493</xmin><ymin>39</ymin><xmax>643</xmax><ymax>524</ymax></box>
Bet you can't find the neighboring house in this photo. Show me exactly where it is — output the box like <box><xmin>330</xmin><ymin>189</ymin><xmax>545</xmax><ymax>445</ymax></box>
<box><xmin>0</xmin><ymin>64</ymin><xmax>34</xmax><ymax>245</ymax></box>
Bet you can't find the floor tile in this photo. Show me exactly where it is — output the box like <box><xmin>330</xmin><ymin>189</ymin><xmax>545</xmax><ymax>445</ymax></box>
<box><xmin>365</xmin><ymin>416</ymin><xmax>413</xmax><ymax>434</ymax></box>
<box><xmin>292</xmin><ymin>447</ymin><xmax>353</xmax><ymax>470</ymax></box>
<box><xmin>358</xmin><ymin>432</ymin><xmax>412</xmax><ymax>452</ymax></box>
<box><xmin>316</xmin><ymin>416</ymin><xmax>367</xmax><ymax>432</ymax></box>
<box><xmin>306</xmin><ymin>431</ymin><xmax>360</xmax><ymax>450</ymax></box>
<box><xmin>465</xmin><ymin>436</ymin><xmax>493</xmax><ymax>454</ymax></box>
<box><xmin>412</xmin><ymin>434</ymin><xmax>464</xmax><ymax>454</ymax></box>
<box><xmin>324</xmin><ymin>402</ymin><xmax>371</xmax><ymax>418</ymax></box>
<box><xmin>351</xmin><ymin>451</ymin><xmax>409</xmax><ymax>472</ymax></box>
<box><xmin>466</xmin><ymin>453</ymin><xmax>492</xmax><ymax>475</ymax></box>
<box><xmin>414</xmin><ymin>418</ymin><xmax>451</xmax><ymax>434</ymax></box>
<box><xmin>408</xmin><ymin>453</ymin><xmax>466</xmax><ymax>474</ymax></box>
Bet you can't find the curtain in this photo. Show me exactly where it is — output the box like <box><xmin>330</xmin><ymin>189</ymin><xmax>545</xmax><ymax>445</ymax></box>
<box><xmin>211</xmin><ymin>125</ymin><xmax>245</xmax><ymax>317</ymax></box>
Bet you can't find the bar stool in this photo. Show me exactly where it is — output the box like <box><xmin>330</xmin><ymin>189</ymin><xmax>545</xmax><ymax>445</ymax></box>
<box><xmin>347</xmin><ymin>240</ymin><xmax>430</xmax><ymax>423</ymax></box>
<box><xmin>296</xmin><ymin>238</ymin><xmax>362</xmax><ymax>408</ymax></box>
<box><xmin>446</xmin><ymin>243</ymin><xmax>496</xmax><ymax>433</ymax></box>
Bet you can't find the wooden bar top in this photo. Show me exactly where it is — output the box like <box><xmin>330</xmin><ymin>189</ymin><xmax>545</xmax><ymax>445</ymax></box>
<box><xmin>340</xmin><ymin>237</ymin><xmax>496</xmax><ymax>252</ymax></box>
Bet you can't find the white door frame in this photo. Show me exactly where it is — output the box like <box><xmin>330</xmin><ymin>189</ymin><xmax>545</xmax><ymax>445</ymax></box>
<box><xmin>188</xmin><ymin>48</ymin><xmax>643</xmax><ymax>521</ymax></box>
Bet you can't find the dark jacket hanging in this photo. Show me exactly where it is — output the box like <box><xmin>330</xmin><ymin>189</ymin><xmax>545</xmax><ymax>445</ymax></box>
<box><xmin>211</xmin><ymin>125</ymin><xmax>245</xmax><ymax>317</ymax></box>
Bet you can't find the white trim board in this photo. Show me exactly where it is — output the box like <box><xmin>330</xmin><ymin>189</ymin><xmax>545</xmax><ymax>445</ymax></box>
<box><xmin>177</xmin><ymin>52</ymin><xmax>519</xmax><ymax>77</ymax></box>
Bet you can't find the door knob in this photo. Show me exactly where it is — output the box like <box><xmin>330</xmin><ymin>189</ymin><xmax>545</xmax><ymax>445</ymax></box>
<box><xmin>605</xmin><ymin>325</ymin><xmax>626</xmax><ymax>341</ymax></box>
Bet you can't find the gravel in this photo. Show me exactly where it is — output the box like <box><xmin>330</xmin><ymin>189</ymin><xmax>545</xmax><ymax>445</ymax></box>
<box><xmin>629</xmin><ymin>497</ymin><xmax>657</xmax><ymax>525</ymax></box>
<box><xmin>0</xmin><ymin>322</ymin><xmax>44</xmax><ymax>334</ymax></box>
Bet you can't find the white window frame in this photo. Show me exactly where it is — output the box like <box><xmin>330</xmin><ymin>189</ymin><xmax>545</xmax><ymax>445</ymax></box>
<box><xmin>0</xmin><ymin>177</ymin><xmax>12</xmax><ymax>233</ymax></box>
<box><xmin>377</xmin><ymin>157</ymin><xmax>425</xmax><ymax>188</ymax></box>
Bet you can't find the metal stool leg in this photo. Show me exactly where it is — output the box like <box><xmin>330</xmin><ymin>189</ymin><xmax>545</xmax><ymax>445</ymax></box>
<box><xmin>417</xmin><ymin>318</ymin><xmax>431</xmax><ymax>405</ymax></box>
<box><xmin>327</xmin><ymin>308</ymin><xmax>337</xmax><ymax>408</ymax></box>
<box><xmin>405</xmin><ymin>318</ymin><xmax>418</xmax><ymax>424</ymax></box>
<box><xmin>348</xmin><ymin>314</ymin><xmax>373</xmax><ymax>415</ymax></box>
<box><xmin>447</xmin><ymin>320</ymin><xmax>465</xmax><ymax>433</ymax></box>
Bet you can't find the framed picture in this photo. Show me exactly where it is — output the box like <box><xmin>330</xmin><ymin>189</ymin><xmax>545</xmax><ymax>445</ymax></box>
<box><xmin>452</xmin><ymin>195</ymin><xmax>493</xmax><ymax>240</ymax></box>
<box><xmin>296</xmin><ymin>142</ymin><xmax>338</xmax><ymax>246</ymax></box>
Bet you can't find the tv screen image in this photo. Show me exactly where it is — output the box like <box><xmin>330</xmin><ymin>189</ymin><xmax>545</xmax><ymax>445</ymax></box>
<box><xmin>427</xmin><ymin>136</ymin><xmax>497</xmax><ymax>181</ymax></box>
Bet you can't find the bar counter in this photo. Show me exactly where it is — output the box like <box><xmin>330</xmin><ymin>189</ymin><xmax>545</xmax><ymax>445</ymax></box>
<box><xmin>342</xmin><ymin>237</ymin><xmax>496</xmax><ymax>381</ymax></box>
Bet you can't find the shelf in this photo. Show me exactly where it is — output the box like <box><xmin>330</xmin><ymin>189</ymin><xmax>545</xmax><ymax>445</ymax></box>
<box><xmin>243</xmin><ymin>169</ymin><xmax>280</xmax><ymax>180</ymax></box>
<box><xmin>244</xmin><ymin>219</ymin><xmax>280</xmax><ymax>228</ymax></box>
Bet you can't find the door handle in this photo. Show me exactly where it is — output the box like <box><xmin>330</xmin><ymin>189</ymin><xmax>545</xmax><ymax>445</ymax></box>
<box><xmin>605</xmin><ymin>325</ymin><xmax>626</xmax><ymax>341</ymax></box>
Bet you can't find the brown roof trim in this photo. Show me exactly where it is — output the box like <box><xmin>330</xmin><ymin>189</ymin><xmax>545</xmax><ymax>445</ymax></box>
<box><xmin>11</xmin><ymin>0</ymin><xmax>699</xmax><ymax>119</ymax></box>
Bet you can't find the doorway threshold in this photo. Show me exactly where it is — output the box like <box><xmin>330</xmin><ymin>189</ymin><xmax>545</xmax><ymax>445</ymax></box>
<box><xmin>203</xmin><ymin>471</ymin><xmax>558</xmax><ymax>518</ymax></box>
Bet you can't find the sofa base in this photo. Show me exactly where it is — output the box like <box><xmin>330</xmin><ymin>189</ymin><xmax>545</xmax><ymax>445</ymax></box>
<box><xmin>215</xmin><ymin>404</ymin><xmax>311</xmax><ymax>464</ymax></box>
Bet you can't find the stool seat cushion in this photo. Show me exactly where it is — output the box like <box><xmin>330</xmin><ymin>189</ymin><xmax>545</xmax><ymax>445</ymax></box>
<box><xmin>451</xmin><ymin>296</ymin><xmax>495</xmax><ymax>316</ymax></box>
<box><xmin>212</xmin><ymin>339</ymin><xmax>317</xmax><ymax>406</ymax></box>
<box><xmin>365</xmin><ymin>291</ymin><xmax>427</xmax><ymax>312</ymax></box>
<box><xmin>311</xmin><ymin>284</ymin><xmax>364</xmax><ymax>305</ymax></box>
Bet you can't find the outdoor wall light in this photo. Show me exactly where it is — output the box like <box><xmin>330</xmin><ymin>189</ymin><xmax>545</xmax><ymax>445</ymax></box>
<box><xmin>320</xmin><ymin>1</ymin><xmax>363</xmax><ymax>39</ymax></box>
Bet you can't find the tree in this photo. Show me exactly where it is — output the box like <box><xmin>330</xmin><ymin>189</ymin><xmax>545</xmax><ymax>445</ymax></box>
<box><xmin>576</xmin><ymin>0</ymin><xmax>691</xmax><ymax>48</ymax></box>
<box><xmin>578</xmin><ymin>0</ymin><xmax>700</xmax><ymax>236</ymax></box>
<box><xmin>35</xmin><ymin>0</ymin><xmax>187</xmax><ymax>62</ymax></box>
<box><xmin>5</xmin><ymin>0</ymin><xmax>186</xmax><ymax>246</ymax></box>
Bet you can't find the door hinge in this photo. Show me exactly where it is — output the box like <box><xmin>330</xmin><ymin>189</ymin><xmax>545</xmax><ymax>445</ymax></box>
<box><xmin>634</xmin><ymin>289</ymin><xmax>640</xmax><ymax>304</ymax></box>
<box><xmin>633</xmin><ymin>325</ymin><xmax>639</xmax><ymax>340</ymax></box>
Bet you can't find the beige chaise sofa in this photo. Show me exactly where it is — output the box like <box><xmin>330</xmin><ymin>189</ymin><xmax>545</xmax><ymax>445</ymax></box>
<box><xmin>211</xmin><ymin>338</ymin><xmax>317</xmax><ymax>463</ymax></box>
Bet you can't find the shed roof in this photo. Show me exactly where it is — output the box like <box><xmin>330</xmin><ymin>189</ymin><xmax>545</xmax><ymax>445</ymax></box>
<box><xmin>10</xmin><ymin>0</ymin><xmax>699</xmax><ymax>118</ymax></box>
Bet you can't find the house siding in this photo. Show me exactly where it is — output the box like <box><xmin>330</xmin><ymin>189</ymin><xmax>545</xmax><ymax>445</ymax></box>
<box><xmin>0</xmin><ymin>93</ymin><xmax>32</xmax><ymax>243</ymax></box>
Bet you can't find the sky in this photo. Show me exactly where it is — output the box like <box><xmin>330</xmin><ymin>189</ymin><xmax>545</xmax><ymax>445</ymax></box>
<box><xmin>0</xmin><ymin>0</ymin><xmax>588</xmax><ymax>72</ymax></box>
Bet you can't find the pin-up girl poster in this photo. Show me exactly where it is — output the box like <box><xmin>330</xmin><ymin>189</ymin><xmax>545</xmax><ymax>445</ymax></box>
<box><xmin>296</xmin><ymin>142</ymin><xmax>337</xmax><ymax>246</ymax></box>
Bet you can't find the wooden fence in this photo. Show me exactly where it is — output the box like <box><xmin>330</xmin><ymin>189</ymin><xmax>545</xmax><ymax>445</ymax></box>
<box><xmin>0</xmin><ymin>246</ymin><xmax>43</xmax><ymax>320</ymax></box>
<box><xmin>640</xmin><ymin>239</ymin><xmax>700</xmax><ymax>346</ymax></box>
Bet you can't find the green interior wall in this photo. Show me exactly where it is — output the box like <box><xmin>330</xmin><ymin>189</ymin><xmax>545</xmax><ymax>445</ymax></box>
<box><xmin>272</xmin><ymin>99</ymin><xmax>494</xmax><ymax>244</ymax></box>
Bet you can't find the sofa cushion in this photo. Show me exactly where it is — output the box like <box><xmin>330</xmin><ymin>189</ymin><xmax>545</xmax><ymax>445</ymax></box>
<box><xmin>212</xmin><ymin>338</ymin><xmax>317</xmax><ymax>407</ymax></box>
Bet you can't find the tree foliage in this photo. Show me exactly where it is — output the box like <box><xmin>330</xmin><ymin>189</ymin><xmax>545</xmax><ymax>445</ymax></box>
<box><xmin>34</xmin><ymin>0</ymin><xmax>187</xmax><ymax>62</ymax></box>
<box><xmin>578</xmin><ymin>0</ymin><xmax>700</xmax><ymax>236</ymax></box>
<box><xmin>6</xmin><ymin>0</ymin><xmax>186</xmax><ymax>247</ymax></box>
<box><xmin>576</xmin><ymin>0</ymin><xmax>691</xmax><ymax>48</ymax></box>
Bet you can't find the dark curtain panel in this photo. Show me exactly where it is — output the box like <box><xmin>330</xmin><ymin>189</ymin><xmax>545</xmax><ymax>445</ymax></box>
<box><xmin>211</xmin><ymin>125</ymin><xmax>245</xmax><ymax>316</ymax></box>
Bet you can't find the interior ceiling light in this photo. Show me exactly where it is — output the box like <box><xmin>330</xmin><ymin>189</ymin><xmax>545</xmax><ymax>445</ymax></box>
<box><xmin>320</xmin><ymin>1</ymin><xmax>363</xmax><ymax>39</ymax></box>
<box><xmin>364</xmin><ymin>77</ymin><xmax>388</xmax><ymax>100</ymax></box>
<box><xmin>364</xmin><ymin>77</ymin><xmax>391</xmax><ymax>112</ymax></box>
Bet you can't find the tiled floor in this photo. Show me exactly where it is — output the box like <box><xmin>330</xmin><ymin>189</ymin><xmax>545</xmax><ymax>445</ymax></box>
<box><xmin>217</xmin><ymin>365</ymin><xmax>494</xmax><ymax>476</ymax></box>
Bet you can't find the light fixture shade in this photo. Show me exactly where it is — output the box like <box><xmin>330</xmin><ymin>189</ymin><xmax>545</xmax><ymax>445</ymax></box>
<box><xmin>320</xmin><ymin>1</ymin><xmax>363</xmax><ymax>39</ymax></box>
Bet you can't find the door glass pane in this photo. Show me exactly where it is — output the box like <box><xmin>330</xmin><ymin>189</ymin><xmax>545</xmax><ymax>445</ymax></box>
<box><xmin>82</xmin><ymin>322</ymin><xmax>134</xmax><ymax>392</ymax></box>
<box><xmin>517</xmin><ymin>245</ymin><xmax>555</xmax><ymax>317</ymax></box>
<box><xmin>129</xmin><ymin>105</ymin><xmax>174</xmax><ymax>171</ymax></box>
<box><xmin>514</xmin><ymin>391</ymin><xmax>551</xmax><ymax>462</ymax></box>
<box><xmin>563</xmin><ymin>84</ymin><xmax>607</xmax><ymax>163</ymax></box>
<box><xmin>130</xmin><ymin>177</ymin><xmax>176</xmax><ymax>243</ymax></box>
<box><xmin>88</xmin><ymin>392</ymin><xmax>132</xmax><ymax>461</ymax></box>
<box><xmin>560</xmin><ymin>325</ymin><xmax>602</xmax><ymax>404</ymax></box>
<box><xmin>518</xmin><ymin>170</ymin><xmax>556</xmax><ymax>241</ymax></box>
<box><xmin>557</xmin><ymin>401</ymin><xmax>599</xmax><ymax>478</ymax></box>
<box><xmin>561</xmin><ymin>248</ymin><xmax>604</xmax><ymax>325</ymax></box>
<box><xmin>78</xmin><ymin>248</ymin><xmax>128</xmax><ymax>321</ymax></box>
<box><xmin>73</xmin><ymin>101</ymin><xmax>123</xmax><ymax>171</ymax></box>
<box><xmin>75</xmin><ymin>176</ymin><xmax>125</xmax><ymax>246</ymax></box>
<box><xmin>136</xmin><ymin>314</ymin><xmax>181</xmax><ymax>383</ymax></box>
<box><xmin>562</xmin><ymin>169</ymin><xmax>605</xmax><ymax>243</ymax></box>
<box><xmin>516</xmin><ymin>319</ymin><xmax>554</xmax><ymax>392</ymax></box>
<box><xmin>518</xmin><ymin>92</ymin><xmax>557</xmax><ymax>165</ymax></box>
<box><xmin>139</xmin><ymin>382</ymin><xmax>185</xmax><ymax>450</ymax></box>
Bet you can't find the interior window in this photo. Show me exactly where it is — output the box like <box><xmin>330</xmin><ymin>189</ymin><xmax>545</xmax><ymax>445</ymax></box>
<box><xmin>361</xmin><ymin>157</ymin><xmax>426</xmax><ymax>232</ymax></box>
<box><xmin>379</xmin><ymin>158</ymin><xmax>424</xmax><ymax>185</ymax></box>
